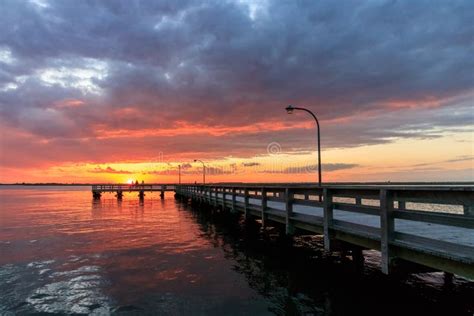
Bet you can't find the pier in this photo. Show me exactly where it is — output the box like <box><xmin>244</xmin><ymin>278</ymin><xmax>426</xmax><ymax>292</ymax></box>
<box><xmin>92</xmin><ymin>184</ymin><xmax>175</xmax><ymax>199</ymax></box>
<box><xmin>174</xmin><ymin>183</ymin><xmax>474</xmax><ymax>280</ymax></box>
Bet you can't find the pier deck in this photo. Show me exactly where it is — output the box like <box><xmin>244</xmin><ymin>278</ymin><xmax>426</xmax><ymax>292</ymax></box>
<box><xmin>176</xmin><ymin>184</ymin><xmax>474</xmax><ymax>280</ymax></box>
<box><xmin>92</xmin><ymin>184</ymin><xmax>175</xmax><ymax>198</ymax></box>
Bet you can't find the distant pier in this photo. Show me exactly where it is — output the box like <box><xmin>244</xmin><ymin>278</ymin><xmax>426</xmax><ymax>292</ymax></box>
<box><xmin>92</xmin><ymin>184</ymin><xmax>175</xmax><ymax>199</ymax></box>
<box><xmin>174</xmin><ymin>183</ymin><xmax>474</xmax><ymax>280</ymax></box>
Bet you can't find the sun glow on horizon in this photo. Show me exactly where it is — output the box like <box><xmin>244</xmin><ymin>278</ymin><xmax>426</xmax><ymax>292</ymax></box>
<box><xmin>0</xmin><ymin>132</ymin><xmax>472</xmax><ymax>184</ymax></box>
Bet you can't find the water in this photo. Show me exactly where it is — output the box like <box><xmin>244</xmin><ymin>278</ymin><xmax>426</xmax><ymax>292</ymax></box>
<box><xmin>0</xmin><ymin>186</ymin><xmax>473</xmax><ymax>315</ymax></box>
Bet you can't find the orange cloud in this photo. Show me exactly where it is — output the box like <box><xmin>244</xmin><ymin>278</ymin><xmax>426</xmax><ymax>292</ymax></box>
<box><xmin>92</xmin><ymin>120</ymin><xmax>314</xmax><ymax>139</ymax></box>
<box><xmin>54</xmin><ymin>99</ymin><xmax>85</xmax><ymax>108</ymax></box>
<box><xmin>383</xmin><ymin>98</ymin><xmax>441</xmax><ymax>109</ymax></box>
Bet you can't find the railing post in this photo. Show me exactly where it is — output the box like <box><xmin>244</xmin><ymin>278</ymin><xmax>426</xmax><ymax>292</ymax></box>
<box><xmin>323</xmin><ymin>188</ymin><xmax>333</xmax><ymax>251</ymax></box>
<box><xmin>463</xmin><ymin>204</ymin><xmax>474</xmax><ymax>216</ymax></box>
<box><xmin>214</xmin><ymin>187</ymin><xmax>218</xmax><ymax>207</ymax></box>
<box><xmin>222</xmin><ymin>188</ymin><xmax>226</xmax><ymax>210</ymax></box>
<box><xmin>398</xmin><ymin>200</ymin><xmax>406</xmax><ymax>210</ymax></box>
<box><xmin>244</xmin><ymin>188</ymin><xmax>250</xmax><ymax>220</ymax></box>
<box><xmin>231</xmin><ymin>188</ymin><xmax>236</xmax><ymax>213</ymax></box>
<box><xmin>160</xmin><ymin>185</ymin><xmax>165</xmax><ymax>198</ymax></box>
<box><xmin>285</xmin><ymin>188</ymin><xmax>294</xmax><ymax>235</ymax></box>
<box><xmin>380</xmin><ymin>189</ymin><xmax>395</xmax><ymax>274</ymax></box>
<box><xmin>261</xmin><ymin>187</ymin><xmax>267</xmax><ymax>227</ymax></box>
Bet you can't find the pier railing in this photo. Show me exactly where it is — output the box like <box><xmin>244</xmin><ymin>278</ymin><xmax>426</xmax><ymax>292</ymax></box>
<box><xmin>91</xmin><ymin>184</ymin><xmax>176</xmax><ymax>199</ymax></box>
<box><xmin>176</xmin><ymin>184</ymin><xmax>474</xmax><ymax>279</ymax></box>
<box><xmin>92</xmin><ymin>184</ymin><xmax>176</xmax><ymax>191</ymax></box>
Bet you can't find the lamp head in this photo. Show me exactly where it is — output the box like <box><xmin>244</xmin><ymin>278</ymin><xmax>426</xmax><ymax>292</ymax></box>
<box><xmin>194</xmin><ymin>159</ymin><xmax>197</xmax><ymax>162</ymax></box>
<box><xmin>285</xmin><ymin>105</ymin><xmax>294</xmax><ymax>114</ymax></box>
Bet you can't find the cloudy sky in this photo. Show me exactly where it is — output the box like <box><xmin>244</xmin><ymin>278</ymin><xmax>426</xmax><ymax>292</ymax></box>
<box><xmin>0</xmin><ymin>0</ymin><xmax>473</xmax><ymax>183</ymax></box>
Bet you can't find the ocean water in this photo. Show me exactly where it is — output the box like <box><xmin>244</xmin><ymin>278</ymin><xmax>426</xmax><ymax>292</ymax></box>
<box><xmin>0</xmin><ymin>186</ymin><xmax>472</xmax><ymax>315</ymax></box>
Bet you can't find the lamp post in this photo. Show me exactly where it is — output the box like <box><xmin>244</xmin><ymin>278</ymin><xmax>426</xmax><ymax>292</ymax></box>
<box><xmin>285</xmin><ymin>105</ymin><xmax>322</xmax><ymax>187</ymax></box>
<box><xmin>194</xmin><ymin>159</ymin><xmax>206</xmax><ymax>184</ymax></box>
<box><xmin>178</xmin><ymin>164</ymin><xmax>181</xmax><ymax>184</ymax></box>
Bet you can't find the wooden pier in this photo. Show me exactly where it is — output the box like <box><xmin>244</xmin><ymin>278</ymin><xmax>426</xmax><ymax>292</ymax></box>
<box><xmin>175</xmin><ymin>183</ymin><xmax>474</xmax><ymax>280</ymax></box>
<box><xmin>92</xmin><ymin>184</ymin><xmax>175</xmax><ymax>199</ymax></box>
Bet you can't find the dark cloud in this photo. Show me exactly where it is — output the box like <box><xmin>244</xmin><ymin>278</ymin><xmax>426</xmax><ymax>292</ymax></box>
<box><xmin>242</xmin><ymin>162</ymin><xmax>260</xmax><ymax>167</ymax></box>
<box><xmin>0</xmin><ymin>0</ymin><xmax>473</xmax><ymax>170</ymax></box>
<box><xmin>260</xmin><ymin>163</ymin><xmax>359</xmax><ymax>174</ymax></box>
<box><xmin>283</xmin><ymin>163</ymin><xmax>359</xmax><ymax>174</ymax></box>
<box><xmin>444</xmin><ymin>155</ymin><xmax>474</xmax><ymax>163</ymax></box>
<box><xmin>323</xmin><ymin>163</ymin><xmax>359</xmax><ymax>172</ymax></box>
<box><xmin>205</xmin><ymin>166</ymin><xmax>236</xmax><ymax>175</ymax></box>
<box><xmin>410</xmin><ymin>155</ymin><xmax>474</xmax><ymax>167</ymax></box>
<box><xmin>180</xmin><ymin>163</ymin><xmax>192</xmax><ymax>169</ymax></box>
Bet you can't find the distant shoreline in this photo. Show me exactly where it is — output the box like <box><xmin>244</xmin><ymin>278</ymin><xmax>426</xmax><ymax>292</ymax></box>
<box><xmin>0</xmin><ymin>183</ymin><xmax>94</xmax><ymax>186</ymax></box>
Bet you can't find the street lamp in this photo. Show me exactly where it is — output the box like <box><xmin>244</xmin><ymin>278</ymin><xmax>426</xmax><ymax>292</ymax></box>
<box><xmin>194</xmin><ymin>159</ymin><xmax>206</xmax><ymax>184</ymax></box>
<box><xmin>178</xmin><ymin>164</ymin><xmax>181</xmax><ymax>184</ymax></box>
<box><xmin>285</xmin><ymin>105</ymin><xmax>322</xmax><ymax>187</ymax></box>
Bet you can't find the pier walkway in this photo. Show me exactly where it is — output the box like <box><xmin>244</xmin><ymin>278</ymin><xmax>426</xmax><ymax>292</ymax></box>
<box><xmin>175</xmin><ymin>184</ymin><xmax>474</xmax><ymax>280</ymax></box>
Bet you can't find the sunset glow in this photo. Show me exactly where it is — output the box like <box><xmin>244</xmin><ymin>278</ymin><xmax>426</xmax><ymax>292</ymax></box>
<box><xmin>1</xmin><ymin>2</ymin><xmax>473</xmax><ymax>314</ymax></box>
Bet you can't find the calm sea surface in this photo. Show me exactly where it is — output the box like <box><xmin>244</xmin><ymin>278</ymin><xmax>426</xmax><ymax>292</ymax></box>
<box><xmin>0</xmin><ymin>186</ymin><xmax>472</xmax><ymax>315</ymax></box>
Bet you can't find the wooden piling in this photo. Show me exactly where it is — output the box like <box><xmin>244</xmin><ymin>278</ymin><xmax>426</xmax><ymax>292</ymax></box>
<box><xmin>160</xmin><ymin>185</ymin><xmax>165</xmax><ymax>198</ymax></box>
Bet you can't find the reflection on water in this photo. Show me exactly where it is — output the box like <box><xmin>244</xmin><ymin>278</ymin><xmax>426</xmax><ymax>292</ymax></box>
<box><xmin>0</xmin><ymin>186</ymin><xmax>473</xmax><ymax>315</ymax></box>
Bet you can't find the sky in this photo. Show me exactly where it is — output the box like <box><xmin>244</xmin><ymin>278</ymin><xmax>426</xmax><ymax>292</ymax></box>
<box><xmin>0</xmin><ymin>0</ymin><xmax>473</xmax><ymax>184</ymax></box>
